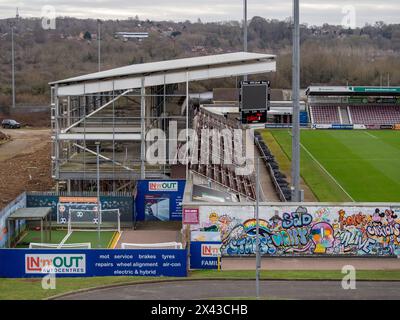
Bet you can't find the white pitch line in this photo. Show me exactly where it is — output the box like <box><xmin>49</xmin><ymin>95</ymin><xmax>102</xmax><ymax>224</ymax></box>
<box><xmin>58</xmin><ymin>230</ymin><xmax>73</xmax><ymax>248</ymax></box>
<box><xmin>364</xmin><ymin>131</ymin><xmax>378</xmax><ymax>139</ymax></box>
<box><xmin>299</xmin><ymin>142</ymin><xmax>355</xmax><ymax>202</ymax></box>
<box><xmin>113</xmin><ymin>231</ymin><xmax>123</xmax><ymax>249</ymax></box>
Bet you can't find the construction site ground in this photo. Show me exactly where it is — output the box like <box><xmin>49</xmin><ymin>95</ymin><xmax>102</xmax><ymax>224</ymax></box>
<box><xmin>0</xmin><ymin>128</ymin><xmax>53</xmax><ymax>209</ymax></box>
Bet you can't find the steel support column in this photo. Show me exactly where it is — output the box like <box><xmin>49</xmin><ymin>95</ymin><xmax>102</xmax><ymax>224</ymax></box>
<box><xmin>141</xmin><ymin>78</ymin><xmax>146</xmax><ymax>179</ymax></box>
<box><xmin>186</xmin><ymin>72</ymin><xmax>189</xmax><ymax>180</ymax></box>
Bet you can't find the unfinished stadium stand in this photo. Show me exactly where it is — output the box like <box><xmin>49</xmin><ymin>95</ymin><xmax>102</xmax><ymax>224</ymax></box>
<box><xmin>307</xmin><ymin>86</ymin><xmax>400</xmax><ymax>127</ymax></box>
<box><xmin>190</xmin><ymin>107</ymin><xmax>256</xmax><ymax>201</ymax></box>
<box><xmin>49</xmin><ymin>52</ymin><xmax>276</xmax><ymax>193</ymax></box>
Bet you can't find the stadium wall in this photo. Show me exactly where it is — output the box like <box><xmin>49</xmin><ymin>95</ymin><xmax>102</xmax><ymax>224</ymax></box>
<box><xmin>26</xmin><ymin>192</ymin><xmax>134</xmax><ymax>226</ymax></box>
<box><xmin>185</xmin><ymin>203</ymin><xmax>400</xmax><ymax>257</ymax></box>
<box><xmin>0</xmin><ymin>193</ymin><xmax>27</xmax><ymax>248</ymax></box>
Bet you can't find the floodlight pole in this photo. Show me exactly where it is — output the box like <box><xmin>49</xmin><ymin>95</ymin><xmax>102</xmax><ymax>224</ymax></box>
<box><xmin>11</xmin><ymin>24</ymin><xmax>16</xmax><ymax>108</ymax></box>
<box><xmin>291</xmin><ymin>0</ymin><xmax>301</xmax><ymax>202</ymax></box>
<box><xmin>255</xmin><ymin>157</ymin><xmax>261</xmax><ymax>299</ymax></box>
<box><xmin>186</xmin><ymin>72</ymin><xmax>189</xmax><ymax>179</ymax></box>
<box><xmin>97</xmin><ymin>19</ymin><xmax>101</xmax><ymax>72</ymax></box>
<box><xmin>96</xmin><ymin>142</ymin><xmax>101</xmax><ymax>248</ymax></box>
<box><xmin>243</xmin><ymin>0</ymin><xmax>248</xmax><ymax>81</ymax></box>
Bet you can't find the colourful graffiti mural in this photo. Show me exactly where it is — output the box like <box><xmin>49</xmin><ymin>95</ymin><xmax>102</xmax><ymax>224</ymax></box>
<box><xmin>193</xmin><ymin>205</ymin><xmax>400</xmax><ymax>256</ymax></box>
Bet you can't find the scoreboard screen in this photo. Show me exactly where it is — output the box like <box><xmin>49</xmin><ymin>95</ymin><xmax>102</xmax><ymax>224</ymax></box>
<box><xmin>240</xmin><ymin>81</ymin><xmax>270</xmax><ymax>124</ymax></box>
<box><xmin>241</xmin><ymin>83</ymin><xmax>268</xmax><ymax>111</ymax></box>
<box><xmin>241</xmin><ymin>110</ymin><xmax>267</xmax><ymax>124</ymax></box>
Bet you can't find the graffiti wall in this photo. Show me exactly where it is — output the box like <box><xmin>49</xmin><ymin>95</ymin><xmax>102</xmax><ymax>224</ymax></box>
<box><xmin>191</xmin><ymin>205</ymin><xmax>400</xmax><ymax>256</ymax></box>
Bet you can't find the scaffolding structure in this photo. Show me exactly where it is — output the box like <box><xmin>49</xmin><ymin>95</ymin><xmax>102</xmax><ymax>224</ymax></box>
<box><xmin>49</xmin><ymin>52</ymin><xmax>276</xmax><ymax>193</ymax></box>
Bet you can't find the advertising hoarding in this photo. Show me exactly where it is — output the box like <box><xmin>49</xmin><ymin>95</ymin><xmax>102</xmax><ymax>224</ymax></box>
<box><xmin>136</xmin><ymin>180</ymin><xmax>186</xmax><ymax>221</ymax></box>
<box><xmin>0</xmin><ymin>249</ymin><xmax>187</xmax><ymax>278</ymax></box>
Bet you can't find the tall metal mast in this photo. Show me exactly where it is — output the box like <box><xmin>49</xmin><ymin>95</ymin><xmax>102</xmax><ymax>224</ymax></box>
<box><xmin>243</xmin><ymin>0</ymin><xmax>248</xmax><ymax>81</ymax></box>
<box><xmin>97</xmin><ymin>19</ymin><xmax>101</xmax><ymax>72</ymax></box>
<box><xmin>291</xmin><ymin>0</ymin><xmax>301</xmax><ymax>202</ymax></box>
<box><xmin>10</xmin><ymin>8</ymin><xmax>19</xmax><ymax>108</ymax></box>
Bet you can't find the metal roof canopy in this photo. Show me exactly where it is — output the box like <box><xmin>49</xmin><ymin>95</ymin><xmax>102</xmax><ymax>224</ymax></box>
<box><xmin>51</xmin><ymin>52</ymin><xmax>276</xmax><ymax>96</ymax></box>
<box><xmin>8</xmin><ymin>207</ymin><xmax>52</xmax><ymax>220</ymax></box>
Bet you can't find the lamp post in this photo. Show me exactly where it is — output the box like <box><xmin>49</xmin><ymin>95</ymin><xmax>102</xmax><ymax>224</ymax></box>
<box><xmin>255</xmin><ymin>156</ymin><xmax>260</xmax><ymax>299</ymax></box>
<box><xmin>95</xmin><ymin>141</ymin><xmax>101</xmax><ymax>248</ymax></box>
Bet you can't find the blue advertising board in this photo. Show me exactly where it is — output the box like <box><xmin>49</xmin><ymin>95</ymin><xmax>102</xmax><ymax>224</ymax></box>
<box><xmin>0</xmin><ymin>249</ymin><xmax>187</xmax><ymax>278</ymax></box>
<box><xmin>331</xmin><ymin>124</ymin><xmax>354</xmax><ymax>130</ymax></box>
<box><xmin>300</xmin><ymin>111</ymin><xmax>309</xmax><ymax>124</ymax></box>
<box><xmin>135</xmin><ymin>180</ymin><xmax>186</xmax><ymax>221</ymax></box>
<box><xmin>190</xmin><ymin>241</ymin><xmax>221</xmax><ymax>270</ymax></box>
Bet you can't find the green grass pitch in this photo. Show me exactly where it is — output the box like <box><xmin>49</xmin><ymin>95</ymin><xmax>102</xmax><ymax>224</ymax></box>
<box><xmin>260</xmin><ymin>129</ymin><xmax>400</xmax><ymax>202</ymax></box>
<box><xmin>17</xmin><ymin>230</ymin><xmax>115</xmax><ymax>248</ymax></box>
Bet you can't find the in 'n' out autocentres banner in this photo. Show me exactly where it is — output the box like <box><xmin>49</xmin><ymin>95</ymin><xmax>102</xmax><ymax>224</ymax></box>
<box><xmin>190</xmin><ymin>242</ymin><xmax>220</xmax><ymax>270</ymax></box>
<box><xmin>0</xmin><ymin>249</ymin><xmax>187</xmax><ymax>278</ymax></box>
<box><xmin>190</xmin><ymin>204</ymin><xmax>400</xmax><ymax>256</ymax></box>
<box><xmin>135</xmin><ymin>180</ymin><xmax>186</xmax><ymax>221</ymax></box>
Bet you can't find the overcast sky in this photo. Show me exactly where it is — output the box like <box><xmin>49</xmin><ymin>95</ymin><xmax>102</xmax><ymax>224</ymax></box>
<box><xmin>0</xmin><ymin>0</ymin><xmax>399</xmax><ymax>26</ymax></box>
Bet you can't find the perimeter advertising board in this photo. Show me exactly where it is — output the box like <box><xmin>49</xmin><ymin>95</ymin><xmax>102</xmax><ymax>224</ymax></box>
<box><xmin>190</xmin><ymin>242</ymin><xmax>220</xmax><ymax>270</ymax></box>
<box><xmin>135</xmin><ymin>180</ymin><xmax>186</xmax><ymax>221</ymax></box>
<box><xmin>0</xmin><ymin>249</ymin><xmax>187</xmax><ymax>278</ymax></box>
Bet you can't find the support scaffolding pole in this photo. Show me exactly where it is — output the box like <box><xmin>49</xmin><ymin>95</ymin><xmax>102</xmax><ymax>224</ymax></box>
<box><xmin>186</xmin><ymin>72</ymin><xmax>189</xmax><ymax>180</ymax></box>
<box><xmin>62</xmin><ymin>89</ymin><xmax>132</xmax><ymax>133</ymax></box>
<box><xmin>141</xmin><ymin>78</ymin><xmax>146</xmax><ymax>179</ymax></box>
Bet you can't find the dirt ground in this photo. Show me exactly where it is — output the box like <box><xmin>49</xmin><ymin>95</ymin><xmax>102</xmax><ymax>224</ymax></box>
<box><xmin>0</xmin><ymin>128</ymin><xmax>54</xmax><ymax>209</ymax></box>
<box><xmin>0</xmin><ymin>111</ymin><xmax>50</xmax><ymax>128</ymax></box>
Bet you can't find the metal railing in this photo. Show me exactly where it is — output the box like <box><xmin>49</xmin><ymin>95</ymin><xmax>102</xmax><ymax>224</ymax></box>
<box><xmin>26</xmin><ymin>191</ymin><xmax>133</xmax><ymax>197</ymax></box>
<box><xmin>252</xmin><ymin>131</ymin><xmax>287</xmax><ymax>202</ymax></box>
